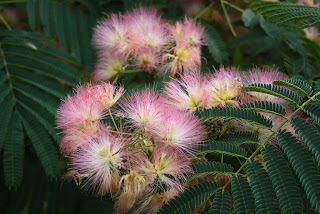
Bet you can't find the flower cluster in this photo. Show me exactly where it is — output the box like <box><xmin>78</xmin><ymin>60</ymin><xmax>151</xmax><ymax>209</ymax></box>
<box><xmin>92</xmin><ymin>8</ymin><xmax>205</xmax><ymax>80</ymax></box>
<box><xmin>56</xmin><ymin>83</ymin><xmax>205</xmax><ymax>213</ymax></box>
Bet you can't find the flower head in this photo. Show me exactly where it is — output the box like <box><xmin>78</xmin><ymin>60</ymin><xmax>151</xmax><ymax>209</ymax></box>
<box><xmin>163</xmin><ymin>44</ymin><xmax>201</xmax><ymax>76</ymax></box>
<box><xmin>93</xmin><ymin>53</ymin><xmax>127</xmax><ymax>81</ymax></box>
<box><xmin>133</xmin><ymin>49</ymin><xmax>161</xmax><ymax>71</ymax></box>
<box><xmin>170</xmin><ymin>18</ymin><xmax>205</xmax><ymax>47</ymax></box>
<box><xmin>208</xmin><ymin>67</ymin><xmax>243</xmax><ymax>108</ymax></box>
<box><xmin>136</xmin><ymin>147</ymin><xmax>192</xmax><ymax>192</ymax></box>
<box><xmin>93</xmin><ymin>82</ymin><xmax>125</xmax><ymax>110</ymax></box>
<box><xmin>165</xmin><ymin>72</ymin><xmax>211</xmax><ymax>111</ymax></box>
<box><xmin>56</xmin><ymin>84</ymin><xmax>106</xmax><ymax>130</ymax></box>
<box><xmin>150</xmin><ymin>109</ymin><xmax>205</xmax><ymax>153</ymax></box>
<box><xmin>92</xmin><ymin>14</ymin><xmax>130</xmax><ymax>54</ymax></box>
<box><xmin>128</xmin><ymin>8</ymin><xmax>169</xmax><ymax>52</ymax></box>
<box><xmin>119</xmin><ymin>89</ymin><xmax>165</xmax><ymax>129</ymax></box>
<box><xmin>69</xmin><ymin>128</ymin><xmax>128</xmax><ymax>196</ymax></box>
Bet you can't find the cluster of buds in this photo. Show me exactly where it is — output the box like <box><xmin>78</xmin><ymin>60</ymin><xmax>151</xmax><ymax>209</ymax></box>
<box><xmin>91</xmin><ymin>8</ymin><xmax>205</xmax><ymax>80</ymax></box>
<box><xmin>56</xmin><ymin>82</ymin><xmax>205</xmax><ymax>213</ymax></box>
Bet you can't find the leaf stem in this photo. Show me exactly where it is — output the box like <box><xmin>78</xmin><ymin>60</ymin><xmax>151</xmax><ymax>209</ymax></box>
<box><xmin>108</xmin><ymin>109</ymin><xmax>119</xmax><ymax>132</ymax></box>
<box><xmin>220</xmin><ymin>0</ymin><xmax>237</xmax><ymax>37</ymax></box>
<box><xmin>222</xmin><ymin>0</ymin><xmax>244</xmax><ymax>13</ymax></box>
<box><xmin>193</xmin><ymin>2</ymin><xmax>214</xmax><ymax>21</ymax></box>
<box><xmin>0</xmin><ymin>14</ymin><xmax>12</xmax><ymax>30</ymax></box>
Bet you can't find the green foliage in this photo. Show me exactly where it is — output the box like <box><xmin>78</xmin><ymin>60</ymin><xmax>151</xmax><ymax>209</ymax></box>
<box><xmin>24</xmin><ymin>0</ymin><xmax>100</xmax><ymax>70</ymax></box>
<box><xmin>241</xmin><ymin>100</ymin><xmax>286</xmax><ymax>116</ymax></box>
<box><xmin>199</xmin><ymin>141</ymin><xmax>247</xmax><ymax>158</ymax></box>
<box><xmin>0</xmin><ymin>30</ymin><xmax>81</xmax><ymax>189</ymax></box>
<box><xmin>158</xmin><ymin>182</ymin><xmax>219</xmax><ymax>214</ymax></box>
<box><xmin>208</xmin><ymin>191</ymin><xmax>231</xmax><ymax>214</ymax></box>
<box><xmin>251</xmin><ymin>1</ymin><xmax>320</xmax><ymax>29</ymax></box>
<box><xmin>189</xmin><ymin>162</ymin><xmax>233</xmax><ymax>181</ymax></box>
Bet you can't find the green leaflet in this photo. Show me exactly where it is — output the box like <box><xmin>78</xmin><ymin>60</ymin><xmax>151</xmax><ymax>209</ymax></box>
<box><xmin>209</xmin><ymin>191</ymin><xmax>231</xmax><ymax>214</ymax></box>
<box><xmin>158</xmin><ymin>182</ymin><xmax>219</xmax><ymax>214</ymax></box>
<box><xmin>189</xmin><ymin>162</ymin><xmax>233</xmax><ymax>181</ymax></box>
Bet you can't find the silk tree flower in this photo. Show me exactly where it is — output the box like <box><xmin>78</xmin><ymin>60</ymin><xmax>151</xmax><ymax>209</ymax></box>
<box><xmin>93</xmin><ymin>53</ymin><xmax>127</xmax><ymax>81</ymax></box>
<box><xmin>165</xmin><ymin>72</ymin><xmax>211</xmax><ymax>111</ymax></box>
<box><xmin>128</xmin><ymin>8</ymin><xmax>169</xmax><ymax>52</ymax></box>
<box><xmin>92</xmin><ymin>14</ymin><xmax>130</xmax><ymax>55</ymax></box>
<box><xmin>208</xmin><ymin>67</ymin><xmax>243</xmax><ymax>108</ymax></box>
<box><xmin>304</xmin><ymin>27</ymin><xmax>320</xmax><ymax>43</ymax></box>
<box><xmin>116</xmin><ymin>170</ymin><xmax>149</xmax><ymax>213</ymax></box>
<box><xmin>56</xmin><ymin>84</ymin><xmax>107</xmax><ymax>130</ymax></box>
<box><xmin>119</xmin><ymin>89</ymin><xmax>165</xmax><ymax>129</ymax></box>
<box><xmin>136</xmin><ymin>147</ymin><xmax>193</xmax><ymax>192</ymax></box>
<box><xmin>170</xmin><ymin>18</ymin><xmax>205</xmax><ymax>48</ymax></box>
<box><xmin>150</xmin><ymin>109</ymin><xmax>205</xmax><ymax>154</ymax></box>
<box><xmin>68</xmin><ymin>128</ymin><xmax>128</xmax><ymax>196</ymax></box>
<box><xmin>133</xmin><ymin>49</ymin><xmax>161</xmax><ymax>71</ymax></box>
<box><xmin>94</xmin><ymin>82</ymin><xmax>125</xmax><ymax>110</ymax></box>
<box><xmin>163</xmin><ymin>44</ymin><xmax>201</xmax><ymax>76</ymax></box>
<box><xmin>241</xmin><ymin>68</ymin><xmax>288</xmax><ymax>104</ymax></box>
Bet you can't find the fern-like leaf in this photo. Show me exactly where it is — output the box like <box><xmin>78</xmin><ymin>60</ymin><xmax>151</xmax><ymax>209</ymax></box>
<box><xmin>246</xmin><ymin>160</ymin><xmax>282</xmax><ymax>214</ymax></box>
<box><xmin>261</xmin><ymin>145</ymin><xmax>303</xmax><ymax>214</ymax></box>
<box><xmin>3</xmin><ymin>112</ymin><xmax>24</xmax><ymax>189</ymax></box>
<box><xmin>251</xmin><ymin>1</ymin><xmax>320</xmax><ymax>28</ymax></box>
<box><xmin>241</xmin><ymin>100</ymin><xmax>286</xmax><ymax>116</ymax></box>
<box><xmin>243</xmin><ymin>83</ymin><xmax>302</xmax><ymax>105</ymax></box>
<box><xmin>199</xmin><ymin>141</ymin><xmax>247</xmax><ymax>158</ymax></box>
<box><xmin>158</xmin><ymin>182</ymin><xmax>219</xmax><ymax>214</ymax></box>
<box><xmin>273</xmin><ymin>79</ymin><xmax>313</xmax><ymax>97</ymax></box>
<box><xmin>277</xmin><ymin>130</ymin><xmax>320</xmax><ymax>213</ymax></box>
<box><xmin>20</xmin><ymin>108</ymin><xmax>59</xmax><ymax>178</ymax></box>
<box><xmin>231</xmin><ymin>175</ymin><xmax>256</xmax><ymax>214</ymax></box>
<box><xmin>208</xmin><ymin>191</ymin><xmax>231</xmax><ymax>214</ymax></box>
<box><xmin>215</xmin><ymin>132</ymin><xmax>260</xmax><ymax>145</ymax></box>
<box><xmin>0</xmin><ymin>95</ymin><xmax>15</xmax><ymax>150</ymax></box>
<box><xmin>290</xmin><ymin>117</ymin><xmax>320</xmax><ymax>168</ymax></box>
<box><xmin>189</xmin><ymin>162</ymin><xmax>233</xmax><ymax>181</ymax></box>
<box><xmin>303</xmin><ymin>102</ymin><xmax>320</xmax><ymax>124</ymax></box>
<box><xmin>197</xmin><ymin>107</ymin><xmax>273</xmax><ymax>128</ymax></box>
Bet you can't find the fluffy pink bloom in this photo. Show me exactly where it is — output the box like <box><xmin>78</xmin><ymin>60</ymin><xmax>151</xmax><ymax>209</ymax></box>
<box><xmin>93</xmin><ymin>53</ymin><xmax>127</xmax><ymax>81</ymax></box>
<box><xmin>132</xmin><ymin>49</ymin><xmax>161</xmax><ymax>71</ymax></box>
<box><xmin>68</xmin><ymin>128</ymin><xmax>128</xmax><ymax>196</ymax></box>
<box><xmin>298</xmin><ymin>0</ymin><xmax>319</xmax><ymax>7</ymax></box>
<box><xmin>241</xmin><ymin>68</ymin><xmax>288</xmax><ymax>104</ymax></box>
<box><xmin>163</xmin><ymin>44</ymin><xmax>201</xmax><ymax>76</ymax></box>
<box><xmin>93</xmin><ymin>82</ymin><xmax>125</xmax><ymax>110</ymax></box>
<box><xmin>150</xmin><ymin>109</ymin><xmax>205</xmax><ymax>153</ymax></box>
<box><xmin>170</xmin><ymin>18</ymin><xmax>205</xmax><ymax>47</ymax></box>
<box><xmin>60</xmin><ymin>122</ymin><xmax>101</xmax><ymax>156</ymax></box>
<box><xmin>165</xmin><ymin>72</ymin><xmax>211</xmax><ymax>111</ymax></box>
<box><xmin>304</xmin><ymin>27</ymin><xmax>320</xmax><ymax>43</ymax></box>
<box><xmin>119</xmin><ymin>90</ymin><xmax>165</xmax><ymax>129</ymax></box>
<box><xmin>56</xmin><ymin>83</ymin><xmax>124</xmax><ymax>130</ymax></box>
<box><xmin>128</xmin><ymin>8</ymin><xmax>169</xmax><ymax>52</ymax></box>
<box><xmin>92</xmin><ymin>14</ymin><xmax>130</xmax><ymax>54</ymax></box>
<box><xmin>56</xmin><ymin>84</ymin><xmax>106</xmax><ymax>129</ymax></box>
<box><xmin>208</xmin><ymin>67</ymin><xmax>243</xmax><ymax>108</ymax></box>
<box><xmin>136</xmin><ymin>147</ymin><xmax>192</xmax><ymax>192</ymax></box>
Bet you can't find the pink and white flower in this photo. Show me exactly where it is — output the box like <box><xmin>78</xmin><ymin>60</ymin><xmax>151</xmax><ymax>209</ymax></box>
<box><xmin>165</xmin><ymin>72</ymin><xmax>211</xmax><ymax>111</ymax></box>
<box><xmin>69</xmin><ymin>128</ymin><xmax>128</xmax><ymax>196</ymax></box>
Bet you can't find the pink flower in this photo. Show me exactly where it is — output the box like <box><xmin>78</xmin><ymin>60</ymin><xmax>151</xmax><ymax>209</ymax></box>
<box><xmin>68</xmin><ymin>128</ymin><xmax>128</xmax><ymax>195</ymax></box>
<box><xmin>150</xmin><ymin>109</ymin><xmax>205</xmax><ymax>154</ymax></box>
<box><xmin>127</xmin><ymin>8</ymin><xmax>169</xmax><ymax>52</ymax></box>
<box><xmin>165</xmin><ymin>72</ymin><xmax>211</xmax><ymax>111</ymax></box>
<box><xmin>92</xmin><ymin>14</ymin><xmax>130</xmax><ymax>55</ymax></box>
<box><xmin>163</xmin><ymin>44</ymin><xmax>201</xmax><ymax>76</ymax></box>
<box><xmin>93</xmin><ymin>82</ymin><xmax>125</xmax><ymax>110</ymax></box>
<box><xmin>208</xmin><ymin>67</ymin><xmax>243</xmax><ymax>108</ymax></box>
<box><xmin>56</xmin><ymin>84</ymin><xmax>106</xmax><ymax>130</ymax></box>
<box><xmin>170</xmin><ymin>18</ymin><xmax>205</xmax><ymax>47</ymax></box>
<box><xmin>135</xmin><ymin>147</ymin><xmax>192</xmax><ymax>192</ymax></box>
<box><xmin>119</xmin><ymin>89</ymin><xmax>165</xmax><ymax>129</ymax></box>
<box><xmin>56</xmin><ymin>82</ymin><xmax>124</xmax><ymax>130</ymax></box>
<box><xmin>93</xmin><ymin>53</ymin><xmax>128</xmax><ymax>81</ymax></box>
<box><xmin>132</xmin><ymin>49</ymin><xmax>161</xmax><ymax>71</ymax></box>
